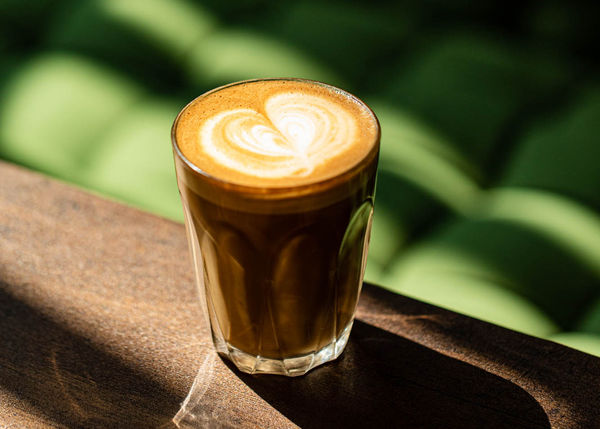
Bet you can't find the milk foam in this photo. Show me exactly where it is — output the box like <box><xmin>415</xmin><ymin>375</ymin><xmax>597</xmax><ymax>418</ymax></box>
<box><xmin>200</xmin><ymin>92</ymin><xmax>356</xmax><ymax>179</ymax></box>
<box><xmin>175</xmin><ymin>80</ymin><xmax>378</xmax><ymax>187</ymax></box>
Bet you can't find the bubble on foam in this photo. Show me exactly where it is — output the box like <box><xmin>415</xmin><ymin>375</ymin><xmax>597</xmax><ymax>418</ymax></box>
<box><xmin>199</xmin><ymin>92</ymin><xmax>357</xmax><ymax>179</ymax></box>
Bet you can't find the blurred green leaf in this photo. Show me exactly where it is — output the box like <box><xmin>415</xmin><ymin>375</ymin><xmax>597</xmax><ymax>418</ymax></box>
<box><xmin>383</xmin><ymin>214</ymin><xmax>599</xmax><ymax>329</ymax></box>
<box><xmin>49</xmin><ymin>0</ymin><xmax>215</xmax><ymax>56</ymax></box>
<box><xmin>364</xmin><ymin>258</ymin><xmax>385</xmax><ymax>285</ymax></box>
<box><xmin>381</xmin><ymin>246</ymin><xmax>559</xmax><ymax>337</ymax></box>
<box><xmin>97</xmin><ymin>0</ymin><xmax>216</xmax><ymax>55</ymax></box>
<box><xmin>476</xmin><ymin>188</ymin><xmax>600</xmax><ymax>278</ymax></box>
<box><xmin>384</xmin><ymin>33</ymin><xmax>568</xmax><ymax>170</ymax></box>
<box><xmin>372</xmin><ymin>99</ymin><xmax>481</xmax><ymax>214</ymax></box>
<box><xmin>83</xmin><ymin>99</ymin><xmax>183</xmax><ymax>221</ymax></box>
<box><xmin>270</xmin><ymin>1</ymin><xmax>412</xmax><ymax>82</ymax></box>
<box><xmin>577</xmin><ymin>298</ymin><xmax>600</xmax><ymax>334</ymax></box>
<box><xmin>185</xmin><ymin>29</ymin><xmax>341</xmax><ymax>88</ymax></box>
<box><xmin>370</xmin><ymin>169</ymin><xmax>447</xmax><ymax>270</ymax></box>
<box><xmin>367</xmin><ymin>205</ymin><xmax>408</xmax><ymax>271</ymax></box>
<box><xmin>503</xmin><ymin>88</ymin><xmax>600</xmax><ymax>209</ymax></box>
<box><xmin>547</xmin><ymin>332</ymin><xmax>600</xmax><ymax>357</ymax></box>
<box><xmin>0</xmin><ymin>0</ymin><xmax>67</xmax><ymax>52</ymax></box>
<box><xmin>0</xmin><ymin>53</ymin><xmax>142</xmax><ymax>181</ymax></box>
<box><xmin>47</xmin><ymin>0</ymin><xmax>216</xmax><ymax>91</ymax></box>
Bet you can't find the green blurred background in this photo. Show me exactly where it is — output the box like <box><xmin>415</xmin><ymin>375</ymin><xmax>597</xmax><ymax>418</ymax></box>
<box><xmin>1</xmin><ymin>0</ymin><xmax>599</xmax><ymax>355</ymax></box>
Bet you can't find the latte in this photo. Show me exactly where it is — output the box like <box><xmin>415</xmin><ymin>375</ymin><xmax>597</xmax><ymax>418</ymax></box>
<box><xmin>172</xmin><ymin>79</ymin><xmax>380</xmax><ymax>375</ymax></box>
<box><xmin>174</xmin><ymin>79</ymin><xmax>378</xmax><ymax>188</ymax></box>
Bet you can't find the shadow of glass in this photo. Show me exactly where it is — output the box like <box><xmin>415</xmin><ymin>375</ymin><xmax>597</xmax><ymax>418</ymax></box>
<box><xmin>220</xmin><ymin>320</ymin><xmax>550</xmax><ymax>429</ymax></box>
<box><xmin>0</xmin><ymin>283</ymin><xmax>179</xmax><ymax>428</ymax></box>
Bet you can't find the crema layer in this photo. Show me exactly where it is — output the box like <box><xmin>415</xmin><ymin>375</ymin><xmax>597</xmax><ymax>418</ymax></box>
<box><xmin>174</xmin><ymin>79</ymin><xmax>379</xmax><ymax>188</ymax></box>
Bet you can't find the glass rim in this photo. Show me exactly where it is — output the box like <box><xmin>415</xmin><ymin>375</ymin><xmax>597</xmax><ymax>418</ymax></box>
<box><xmin>171</xmin><ymin>77</ymin><xmax>381</xmax><ymax>197</ymax></box>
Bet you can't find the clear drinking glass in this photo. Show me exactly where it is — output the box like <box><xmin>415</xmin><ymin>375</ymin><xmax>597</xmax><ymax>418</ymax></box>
<box><xmin>171</xmin><ymin>79</ymin><xmax>380</xmax><ymax>376</ymax></box>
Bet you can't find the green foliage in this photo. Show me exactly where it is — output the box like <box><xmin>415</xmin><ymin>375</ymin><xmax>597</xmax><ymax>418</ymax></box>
<box><xmin>0</xmin><ymin>54</ymin><xmax>142</xmax><ymax>182</ymax></box>
<box><xmin>382</xmin><ymin>214</ymin><xmax>598</xmax><ymax>330</ymax></box>
<box><xmin>83</xmin><ymin>99</ymin><xmax>183</xmax><ymax>220</ymax></box>
<box><xmin>267</xmin><ymin>1</ymin><xmax>412</xmax><ymax>82</ymax></box>
<box><xmin>577</xmin><ymin>298</ymin><xmax>600</xmax><ymax>334</ymax></box>
<box><xmin>185</xmin><ymin>29</ymin><xmax>341</xmax><ymax>88</ymax></box>
<box><xmin>503</xmin><ymin>89</ymin><xmax>600</xmax><ymax>209</ymax></box>
<box><xmin>548</xmin><ymin>332</ymin><xmax>600</xmax><ymax>357</ymax></box>
<box><xmin>1</xmin><ymin>0</ymin><xmax>599</xmax><ymax>354</ymax></box>
<box><xmin>384</xmin><ymin>34</ymin><xmax>568</xmax><ymax>170</ymax></box>
<box><xmin>383</xmin><ymin>259</ymin><xmax>559</xmax><ymax>338</ymax></box>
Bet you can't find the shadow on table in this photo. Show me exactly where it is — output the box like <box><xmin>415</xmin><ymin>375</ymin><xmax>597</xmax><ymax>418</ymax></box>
<box><xmin>230</xmin><ymin>319</ymin><xmax>551</xmax><ymax>429</ymax></box>
<box><xmin>0</xmin><ymin>282</ymin><xmax>179</xmax><ymax>428</ymax></box>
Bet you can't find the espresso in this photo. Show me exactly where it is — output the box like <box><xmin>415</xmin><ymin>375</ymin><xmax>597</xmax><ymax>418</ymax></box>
<box><xmin>172</xmin><ymin>79</ymin><xmax>379</xmax><ymax>373</ymax></box>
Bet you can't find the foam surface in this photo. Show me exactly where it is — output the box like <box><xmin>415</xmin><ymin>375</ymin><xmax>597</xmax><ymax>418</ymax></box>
<box><xmin>175</xmin><ymin>80</ymin><xmax>378</xmax><ymax>187</ymax></box>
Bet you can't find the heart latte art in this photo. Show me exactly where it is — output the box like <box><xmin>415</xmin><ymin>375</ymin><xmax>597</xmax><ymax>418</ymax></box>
<box><xmin>175</xmin><ymin>80</ymin><xmax>378</xmax><ymax>187</ymax></box>
<box><xmin>200</xmin><ymin>93</ymin><xmax>356</xmax><ymax>179</ymax></box>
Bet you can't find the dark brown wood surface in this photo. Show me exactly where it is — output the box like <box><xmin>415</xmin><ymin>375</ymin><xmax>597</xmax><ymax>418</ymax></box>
<box><xmin>1</xmin><ymin>161</ymin><xmax>599</xmax><ymax>428</ymax></box>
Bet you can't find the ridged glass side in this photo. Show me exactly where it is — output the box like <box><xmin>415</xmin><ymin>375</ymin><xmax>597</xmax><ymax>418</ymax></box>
<box><xmin>180</xmin><ymin>189</ymin><xmax>374</xmax><ymax>376</ymax></box>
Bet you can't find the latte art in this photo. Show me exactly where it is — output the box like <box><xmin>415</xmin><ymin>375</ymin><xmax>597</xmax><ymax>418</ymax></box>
<box><xmin>200</xmin><ymin>93</ymin><xmax>357</xmax><ymax>179</ymax></box>
<box><xmin>175</xmin><ymin>79</ymin><xmax>378</xmax><ymax>187</ymax></box>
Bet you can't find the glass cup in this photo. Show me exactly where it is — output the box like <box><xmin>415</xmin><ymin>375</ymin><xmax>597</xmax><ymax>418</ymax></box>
<box><xmin>171</xmin><ymin>79</ymin><xmax>380</xmax><ymax>376</ymax></box>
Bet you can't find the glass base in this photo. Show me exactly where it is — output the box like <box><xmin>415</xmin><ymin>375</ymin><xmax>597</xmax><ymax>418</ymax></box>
<box><xmin>214</xmin><ymin>321</ymin><xmax>353</xmax><ymax>377</ymax></box>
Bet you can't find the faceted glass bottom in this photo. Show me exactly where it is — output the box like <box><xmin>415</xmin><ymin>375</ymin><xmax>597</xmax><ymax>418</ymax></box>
<box><xmin>213</xmin><ymin>321</ymin><xmax>353</xmax><ymax>376</ymax></box>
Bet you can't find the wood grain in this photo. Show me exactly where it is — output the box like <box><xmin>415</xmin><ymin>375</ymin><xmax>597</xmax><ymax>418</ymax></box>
<box><xmin>0</xmin><ymin>161</ymin><xmax>598</xmax><ymax>428</ymax></box>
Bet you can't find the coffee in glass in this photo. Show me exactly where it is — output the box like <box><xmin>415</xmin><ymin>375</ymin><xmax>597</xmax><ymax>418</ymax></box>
<box><xmin>172</xmin><ymin>78</ymin><xmax>379</xmax><ymax>376</ymax></box>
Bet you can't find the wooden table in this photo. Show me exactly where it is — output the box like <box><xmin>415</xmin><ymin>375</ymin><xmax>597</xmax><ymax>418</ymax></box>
<box><xmin>1</xmin><ymin>161</ymin><xmax>598</xmax><ymax>428</ymax></box>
